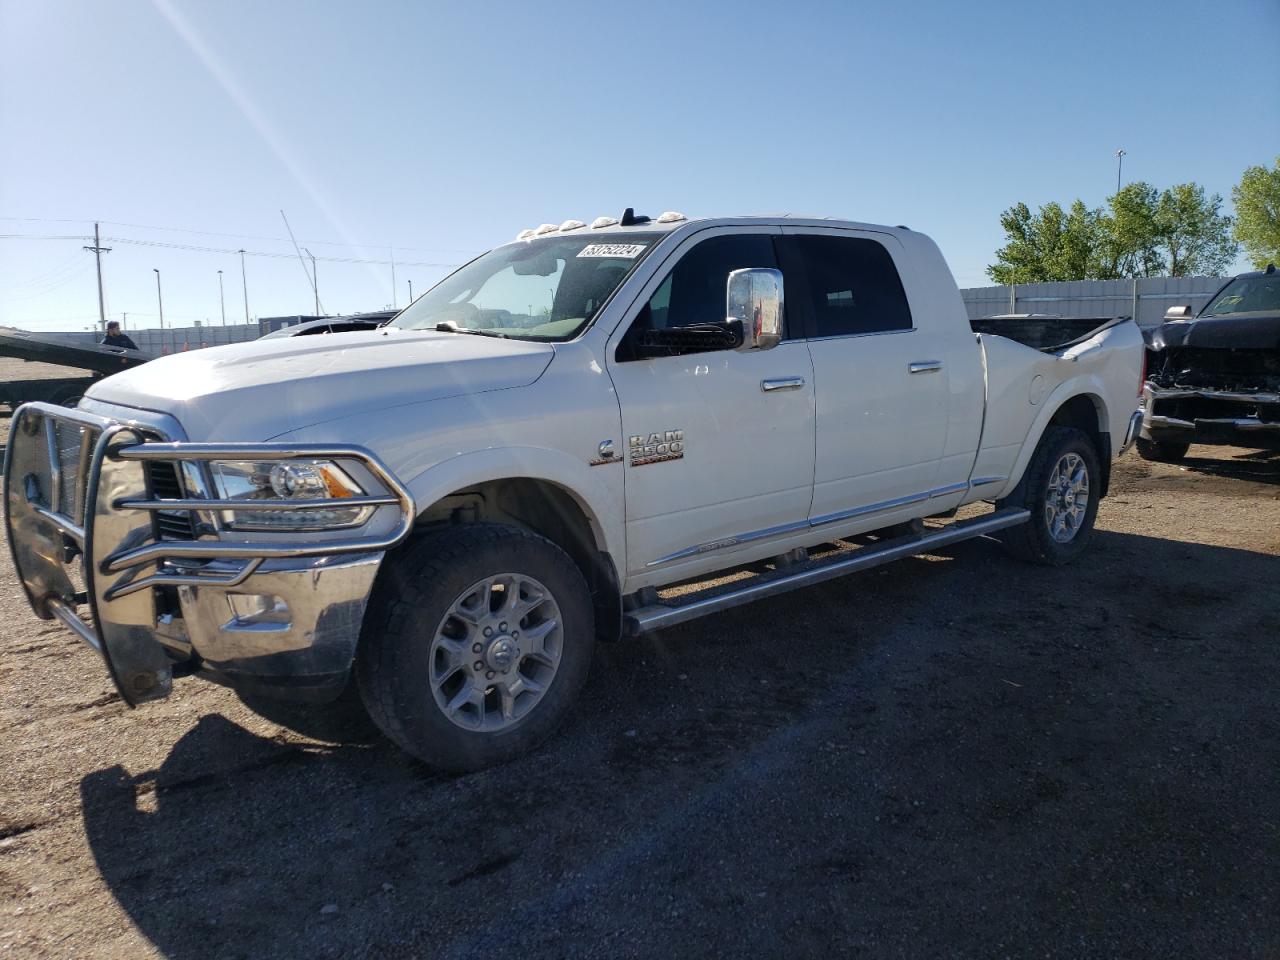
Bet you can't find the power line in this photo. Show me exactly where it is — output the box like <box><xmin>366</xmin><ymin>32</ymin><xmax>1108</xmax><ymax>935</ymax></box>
<box><xmin>100</xmin><ymin>234</ymin><xmax>456</xmax><ymax>267</ymax></box>
<box><xmin>0</xmin><ymin>216</ymin><xmax>480</xmax><ymax>255</ymax></box>
<box><xmin>0</xmin><ymin>259</ymin><xmax>93</xmax><ymax>301</ymax></box>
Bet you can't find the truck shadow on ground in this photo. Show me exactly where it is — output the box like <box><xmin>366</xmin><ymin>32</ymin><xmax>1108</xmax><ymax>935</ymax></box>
<box><xmin>78</xmin><ymin>529</ymin><xmax>1280</xmax><ymax>960</ymax></box>
<box><xmin>1177</xmin><ymin>448</ymin><xmax>1280</xmax><ymax>485</ymax></box>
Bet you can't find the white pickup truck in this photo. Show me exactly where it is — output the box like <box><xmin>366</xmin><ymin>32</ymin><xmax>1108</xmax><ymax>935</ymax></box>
<box><xmin>5</xmin><ymin>212</ymin><xmax>1145</xmax><ymax>770</ymax></box>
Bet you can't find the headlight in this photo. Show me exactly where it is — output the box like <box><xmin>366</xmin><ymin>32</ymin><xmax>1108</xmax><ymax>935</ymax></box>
<box><xmin>208</xmin><ymin>459</ymin><xmax>372</xmax><ymax>530</ymax></box>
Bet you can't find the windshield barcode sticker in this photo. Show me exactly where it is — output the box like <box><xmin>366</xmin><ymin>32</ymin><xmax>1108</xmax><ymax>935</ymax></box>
<box><xmin>577</xmin><ymin>243</ymin><xmax>647</xmax><ymax>259</ymax></box>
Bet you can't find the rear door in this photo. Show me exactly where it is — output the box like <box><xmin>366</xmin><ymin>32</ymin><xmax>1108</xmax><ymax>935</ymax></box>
<box><xmin>778</xmin><ymin>228</ymin><xmax>951</xmax><ymax>523</ymax></box>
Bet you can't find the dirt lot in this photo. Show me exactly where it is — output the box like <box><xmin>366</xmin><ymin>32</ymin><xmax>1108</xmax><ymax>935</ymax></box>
<box><xmin>1</xmin><ymin>387</ymin><xmax>1277</xmax><ymax>957</ymax></box>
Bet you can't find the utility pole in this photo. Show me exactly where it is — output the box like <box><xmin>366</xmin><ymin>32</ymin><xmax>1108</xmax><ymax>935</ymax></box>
<box><xmin>217</xmin><ymin>269</ymin><xmax>226</xmax><ymax>325</ymax></box>
<box><xmin>408</xmin><ymin>279</ymin><xmax>413</xmax><ymax>302</ymax></box>
<box><xmin>1115</xmin><ymin>148</ymin><xmax>1126</xmax><ymax>194</ymax></box>
<box><xmin>239</xmin><ymin>249</ymin><xmax>249</xmax><ymax>324</ymax></box>
<box><xmin>305</xmin><ymin>248</ymin><xmax>319</xmax><ymax>315</ymax></box>
<box><xmin>121</xmin><ymin>312</ymin><xmax>127</xmax><ymax>330</ymax></box>
<box><xmin>153</xmin><ymin>268</ymin><xmax>165</xmax><ymax>329</ymax></box>
<box><xmin>83</xmin><ymin>222</ymin><xmax>111</xmax><ymax>335</ymax></box>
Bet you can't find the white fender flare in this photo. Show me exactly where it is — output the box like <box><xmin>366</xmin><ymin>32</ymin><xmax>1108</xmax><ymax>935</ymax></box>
<box><xmin>996</xmin><ymin>377</ymin><xmax>1111</xmax><ymax>500</ymax></box>
<box><xmin>402</xmin><ymin>445</ymin><xmax>625</xmax><ymax>576</ymax></box>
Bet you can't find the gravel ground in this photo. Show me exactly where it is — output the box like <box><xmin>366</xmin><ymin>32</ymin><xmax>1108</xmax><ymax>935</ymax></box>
<box><xmin>0</xmin><ymin>389</ymin><xmax>1277</xmax><ymax>958</ymax></box>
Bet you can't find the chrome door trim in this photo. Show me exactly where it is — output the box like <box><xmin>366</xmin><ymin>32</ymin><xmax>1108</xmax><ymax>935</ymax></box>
<box><xmin>645</xmin><ymin>517</ymin><xmax>812</xmax><ymax>567</ymax></box>
<box><xmin>908</xmin><ymin>360</ymin><xmax>943</xmax><ymax>374</ymax></box>
<box><xmin>761</xmin><ymin>377</ymin><xmax>806</xmax><ymax>392</ymax></box>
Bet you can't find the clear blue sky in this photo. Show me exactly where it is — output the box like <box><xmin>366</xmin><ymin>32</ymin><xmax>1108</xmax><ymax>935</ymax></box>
<box><xmin>2</xmin><ymin>0</ymin><xmax>1277</xmax><ymax>332</ymax></box>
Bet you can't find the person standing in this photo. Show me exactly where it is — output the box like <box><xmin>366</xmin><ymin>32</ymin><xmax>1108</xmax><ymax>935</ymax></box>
<box><xmin>100</xmin><ymin>321</ymin><xmax>139</xmax><ymax>350</ymax></box>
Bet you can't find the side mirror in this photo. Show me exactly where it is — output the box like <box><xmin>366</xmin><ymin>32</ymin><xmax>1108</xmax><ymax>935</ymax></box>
<box><xmin>727</xmin><ymin>268</ymin><xmax>783</xmax><ymax>351</ymax></box>
<box><xmin>1164</xmin><ymin>305</ymin><xmax>1193</xmax><ymax>321</ymax></box>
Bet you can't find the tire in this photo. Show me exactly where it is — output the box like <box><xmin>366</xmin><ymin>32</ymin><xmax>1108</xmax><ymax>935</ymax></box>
<box><xmin>1135</xmin><ymin>436</ymin><xmax>1190</xmax><ymax>463</ymax></box>
<box><xmin>356</xmin><ymin>522</ymin><xmax>594</xmax><ymax>772</ymax></box>
<box><xmin>996</xmin><ymin>426</ymin><xmax>1102</xmax><ymax>566</ymax></box>
<box><xmin>47</xmin><ymin>384</ymin><xmax>84</xmax><ymax>408</ymax></box>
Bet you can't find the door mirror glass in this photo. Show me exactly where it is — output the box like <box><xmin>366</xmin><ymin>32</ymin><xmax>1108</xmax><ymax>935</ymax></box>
<box><xmin>727</xmin><ymin>268</ymin><xmax>783</xmax><ymax>351</ymax></box>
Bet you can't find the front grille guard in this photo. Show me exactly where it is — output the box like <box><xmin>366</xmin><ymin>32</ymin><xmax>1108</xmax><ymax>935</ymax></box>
<box><xmin>4</xmin><ymin>402</ymin><xmax>416</xmax><ymax>705</ymax></box>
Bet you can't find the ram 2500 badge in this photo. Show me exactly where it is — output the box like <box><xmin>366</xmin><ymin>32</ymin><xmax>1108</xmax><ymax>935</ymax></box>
<box><xmin>5</xmin><ymin>210</ymin><xmax>1145</xmax><ymax>770</ymax></box>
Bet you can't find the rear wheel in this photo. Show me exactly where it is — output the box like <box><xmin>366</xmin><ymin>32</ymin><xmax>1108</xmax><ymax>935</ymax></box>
<box><xmin>1135</xmin><ymin>436</ymin><xmax>1190</xmax><ymax>463</ymax></box>
<box><xmin>997</xmin><ymin>426</ymin><xmax>1101</xmax><ymax>566</ymax></box>
<box><xmin>356</xmin><ymin>523</ymin><xmax>594</xmax><ymax>771</ymax></box>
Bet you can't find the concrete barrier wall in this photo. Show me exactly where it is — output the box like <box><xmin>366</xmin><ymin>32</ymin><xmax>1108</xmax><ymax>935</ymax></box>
<box><xmin>129</xmin><ymin>323</ymin><xmax>261</xmax><ymax>355</ymax></box>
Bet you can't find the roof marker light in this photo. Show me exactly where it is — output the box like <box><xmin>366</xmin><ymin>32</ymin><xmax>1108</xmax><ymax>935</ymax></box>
<box><xmin>516</xmin><ymin>229</ymin><xmax>535</xmax><ymax>240</ymax></box>
<box><xmin>591</xmin><ymin>216</ymin><xmax>619</xmax><ymax>229</ymax></box>
<box><xmin>559</xmin><ymin>219</ymin><xmax>586</xmax><ymax>231</ymax></box>
<box><xmin>534</xmin><ymin>223</ymin><xmax>558</xmax><ymax>236</ymax></box>
<box><xmin>656</xmin><ymin>211</ymin><xmax>687</xmax><ymax>223</ymax></box>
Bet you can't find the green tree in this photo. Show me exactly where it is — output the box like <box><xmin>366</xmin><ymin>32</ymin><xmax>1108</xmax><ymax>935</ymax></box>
<box><xmin>987</xmin><ymin>199</ymin><xmax>1102</xmax><ymax>284</ymax></box>
<box><xmin>1153</xmin><ymin>183</ymin><xmax>1236</xmax><ymax>276</ymax></box>
<box><xmin>1232</xmin><ymin>157</ymin><xmax>1280</xmax><ymax>269</ymax></box>
<box><xmin>988</xmin><ymin>179</ymin><xmax>1238</xmax><ymax>283</ymax></box>
<box><xmin>1097</xmin><ymin>182</ymin><xmax>1163</xmax><ymax>278</ymax></box>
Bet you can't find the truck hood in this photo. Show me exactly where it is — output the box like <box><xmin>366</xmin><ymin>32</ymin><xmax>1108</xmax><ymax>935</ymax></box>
<box><xmin>86</xmin><ymin>328</ymin><xmax>555</xmax><ymax>441</ymax></box>
<box><xmin>1145</xmin><ymin>312</ymin><xmax>1280</xmax><ymax>352</ymax></box>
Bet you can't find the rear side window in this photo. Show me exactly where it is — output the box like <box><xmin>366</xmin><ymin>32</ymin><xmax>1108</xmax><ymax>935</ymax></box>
<box><xmin>787</xmin><ymin>235</ymin><xmax>912</xmax><ymax>337</ymax></box>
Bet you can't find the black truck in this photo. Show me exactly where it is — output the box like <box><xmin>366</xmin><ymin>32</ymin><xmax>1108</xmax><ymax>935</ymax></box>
<box><xmin>0</xmin><ymin>327</ymin><xmax>150</xmax><ymax>410</ymax></box>
<box><xmin>1138</xmin><ymin>267</ymin><xmax>1280</xmax><ymax>461</ymax></box>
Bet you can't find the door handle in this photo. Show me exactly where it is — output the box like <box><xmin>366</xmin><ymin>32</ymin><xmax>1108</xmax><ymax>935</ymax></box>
<box><xmin>761</xmin><ymin>377</ymin><xmax>806</xmax><ymax>392</ymax></box>
<box><xmin>908</xmin><ymin>361</ymin><xmax>943</xmax><ymax>374</ymax></box>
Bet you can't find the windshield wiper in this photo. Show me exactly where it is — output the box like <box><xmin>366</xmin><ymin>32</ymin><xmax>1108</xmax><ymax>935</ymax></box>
<box><xmin>435</xmin><ymin>321</ymin><xmax>510</xmax><ymax>339</ymax></box>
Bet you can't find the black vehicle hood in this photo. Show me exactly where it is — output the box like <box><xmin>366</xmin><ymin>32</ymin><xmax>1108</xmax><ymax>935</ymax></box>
<box><xmin>1145</xmin><ymin>312</ymin><xmax>1280</xmax><ymax>352</ymax></box>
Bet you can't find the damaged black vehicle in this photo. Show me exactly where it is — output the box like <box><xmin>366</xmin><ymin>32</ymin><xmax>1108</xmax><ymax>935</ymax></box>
<box><xmin>1138</xmin><ymin>266</ymin><xmax>1280</xmax><ymax>462</ymax></box>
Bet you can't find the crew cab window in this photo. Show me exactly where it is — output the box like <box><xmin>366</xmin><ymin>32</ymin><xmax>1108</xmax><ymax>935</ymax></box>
<box><xmin>787</xmin><ymin>235</ymin><xmax>912</xmax><ymax>337</ymax></box>
<box><xmin>632</xmin><ymin>234</ymin><xmax>779</xmax><ymax>333</ymax></box>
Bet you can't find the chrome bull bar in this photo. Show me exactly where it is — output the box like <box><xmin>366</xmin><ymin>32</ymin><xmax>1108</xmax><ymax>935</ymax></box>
<box><xmin>4</xmin><ymin>402</ymin><xmax>415</xmax><ymax>706</ymax></box>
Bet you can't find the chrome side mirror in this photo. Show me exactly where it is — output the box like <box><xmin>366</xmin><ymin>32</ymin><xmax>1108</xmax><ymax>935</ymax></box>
<box><xmin>727</xmin><ymin>268</ymin><xmax>783</xmax><ymax>351</ymax></box>
<box><xmin>1164</xmin><ymin>305</ymin><xmax>1193</xmax><ymax>321</ymax></box>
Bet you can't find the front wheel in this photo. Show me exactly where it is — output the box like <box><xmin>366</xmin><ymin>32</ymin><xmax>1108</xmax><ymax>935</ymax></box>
<box><xmin>356</xmin><ymin>523</ymin><xmax>594</xmax><ymax>771</ymax></box>
<box><xmin>996</xmin><ymin>426</ymin><xmax>1102</xmax><ymax>566</ymax></box>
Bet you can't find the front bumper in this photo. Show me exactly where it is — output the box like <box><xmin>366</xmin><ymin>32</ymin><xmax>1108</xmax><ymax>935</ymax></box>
<box><xmin>1140</xmin><ymin>384</ymin><xmax>1280</xmax><ymax>452</ymax></box>
<box><xmin>3</xmin><ymin>403</ymin><xmax>414</xmax><ymax>705</ymax></box>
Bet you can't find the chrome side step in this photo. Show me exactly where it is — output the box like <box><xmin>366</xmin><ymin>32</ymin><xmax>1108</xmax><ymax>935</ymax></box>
<box><xmin>623</xmin><ymin>507</ymin><xmax>1030</xmax><ymax>636</ymax></box>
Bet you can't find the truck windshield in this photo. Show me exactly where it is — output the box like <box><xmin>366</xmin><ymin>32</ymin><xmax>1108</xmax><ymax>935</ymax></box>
<box><xmin>1200</xmin><ymin>274</ymin><xmax>1280</xmax><ymax>317</ymax></box>
<box><xmin>392</xmin><ymin>233</ymin><xmax>663</xmax><ymax>340</ymax></box>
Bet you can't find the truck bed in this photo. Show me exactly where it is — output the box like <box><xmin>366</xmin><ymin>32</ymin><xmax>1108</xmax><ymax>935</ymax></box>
<box><xmin>0</xmin><ymin>327</ymin><xmax>150</xmax><ymax>375</ymax></box>
<box><xmin>971</xmin><ymin>315</ymin><xmax>1128</xmax><ymax>354</ymax></box>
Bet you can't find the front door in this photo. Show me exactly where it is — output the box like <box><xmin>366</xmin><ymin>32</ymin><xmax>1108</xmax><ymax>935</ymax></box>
<box><xmin>606</xmin><ymin>227</ymin><xmax>816</xmax><ymax>578</ymax></box>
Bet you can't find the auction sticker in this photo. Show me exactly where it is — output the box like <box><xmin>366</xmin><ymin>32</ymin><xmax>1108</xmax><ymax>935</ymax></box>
<box><xmin>577</xmin><ymin>243</ymin><xmax>647</xmax><ymax>259</ymax></box>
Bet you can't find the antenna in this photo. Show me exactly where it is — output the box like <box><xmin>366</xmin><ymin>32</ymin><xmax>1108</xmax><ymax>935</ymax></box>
<box><xmin>280</xmin><ymin>209</ymin><xmax>324</xmax><ymax>315</ymax></box>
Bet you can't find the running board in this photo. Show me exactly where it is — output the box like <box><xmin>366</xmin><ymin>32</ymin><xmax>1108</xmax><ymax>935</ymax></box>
<box><xmin>623</xmin><ymin>507</ymin><xmax>1030</xmax><ymax>636</ymax></box>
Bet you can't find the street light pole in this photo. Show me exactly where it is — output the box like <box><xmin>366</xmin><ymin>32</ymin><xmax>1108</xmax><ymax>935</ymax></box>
<box><xmin>239</xmin><ymin>249</ymin><xmax>249</xmax><ymax>324</ymax></box>
<box><xmin>217</xmin><ymin>269</ymin><xmax>226</xmax><ymax>325</ymax></box>
<box><xmin>408</xmin><ymin>279</ymin><xmax>413</xmax><ymax>302</ymax></box>
<box><xmin>1115</xmin><ymin>148</ymin><xmax>1126</xmax><ymax>194</ymax></box>
<box><xmin>153</xmin><ymin>268</ymin><xmax>165</xmax><ymax>330</ymax></box>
